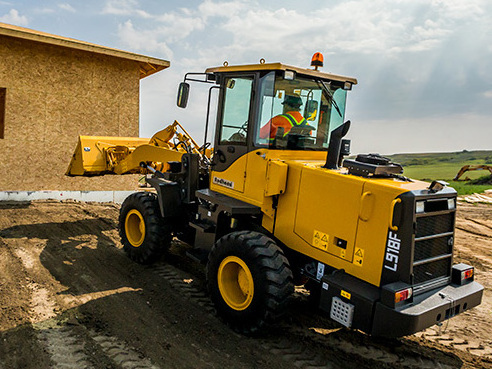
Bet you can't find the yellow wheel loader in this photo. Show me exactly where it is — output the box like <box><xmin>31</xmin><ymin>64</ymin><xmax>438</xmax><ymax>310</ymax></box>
<box><xmin>67</xmin><ymin>54</ymin><xmax>483</xmax><ymax>337</ymax></box>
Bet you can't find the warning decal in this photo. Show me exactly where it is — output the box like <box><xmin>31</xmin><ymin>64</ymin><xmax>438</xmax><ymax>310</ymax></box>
<box><xmin>341</xmin><ymin>290</ymin><xmax>351</xmax><ymax>300</ymax></box>
<box><xmin>354</xmin><ymin>248</ymin><xmax>364</xmax><ymax>267</ymax></box>
<box><xmin>312</xmin><ymin>230</ymin><xmax>329</xmax><ymax>251</ymax></box>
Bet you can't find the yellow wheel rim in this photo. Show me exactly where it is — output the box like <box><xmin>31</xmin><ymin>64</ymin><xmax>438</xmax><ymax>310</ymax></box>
<box><xmin>218</xmin><ymin>256</ymin><xmax>254</xmax><ymax>311</ymax></box>
<box><xmin>125</xmin><ymin>209</ymin><xmax>145</xmax><ymax>247</ymax></box>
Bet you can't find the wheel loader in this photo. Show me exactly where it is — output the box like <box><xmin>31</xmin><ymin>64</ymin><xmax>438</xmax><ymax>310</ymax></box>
<box><xmin>67</xmin><ymin>54</ymin><xmax>483</xmax><ymax>337</ymax></box>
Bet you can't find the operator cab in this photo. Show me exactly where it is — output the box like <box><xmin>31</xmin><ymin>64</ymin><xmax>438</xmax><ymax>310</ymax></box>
<box><xmin>177</xmin><ymin>55</ymin><xmax>358</xmax><ymax>172</ymax></box>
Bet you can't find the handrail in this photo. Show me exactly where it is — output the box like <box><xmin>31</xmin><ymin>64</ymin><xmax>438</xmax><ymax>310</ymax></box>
<box><xmin>389</xmin><ymin>198</ymin><xmax>401</xmax><ymax>231</ymax></box>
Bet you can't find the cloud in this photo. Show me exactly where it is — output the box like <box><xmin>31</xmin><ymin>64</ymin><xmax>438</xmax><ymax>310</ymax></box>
<box><xmin>117</xmin><ymin>20</ymin><xmax>174</xmax><ymax>58</ymax></box>
<box><xmin>430</xmin><ymin>0</ymin><xmax>485</xmax><ymax>21</ymax></box>
<box><xmin>102</xmin><ymin>0</ymin><xmax>152</xmax><ymax>18</ymax></box>
<box><xmin>36</xmin><ymin>8</ymin><xmax>56</xmax><ymax>14</ymax></box>
<box><xmin>197</xmin><ymin>0</ymin><xmax>247</xmax><ymax>21</ymax></box>
<box><xmin>115</xmin><ymin>6</ymin><xmax>207</xmax><ymax>58</ymax></box>
<box><xmin>217</xmin><ymin>1</ymin><xmax>465</xmax><ymax>58</ymax></box>
<box><xmin>0</xmin><ymin>9</ymin><xmax>28</xmax><ymax>25</ymax></box>
<box><xmin>114</xmin><ymin>0</ymin><xmax>480</xmax><ymax>66</ymax></box>
<box><xmin>58</xmin><ymin>3</ymin><xmax>76</xmax><ymax>13</ymax></box>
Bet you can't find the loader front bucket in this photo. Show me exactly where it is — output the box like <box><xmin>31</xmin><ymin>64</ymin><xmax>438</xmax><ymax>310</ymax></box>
<box><xmin>66</xmin><ymin>136</ymin><xmax>150</xmax><ymax>176</ymax></box>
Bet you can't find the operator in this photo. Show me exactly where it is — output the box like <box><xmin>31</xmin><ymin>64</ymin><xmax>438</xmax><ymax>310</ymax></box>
<box><xmin>259</xmin><ymin>94</ymin><xmax>307</xmax><ymax>140</ymax></box>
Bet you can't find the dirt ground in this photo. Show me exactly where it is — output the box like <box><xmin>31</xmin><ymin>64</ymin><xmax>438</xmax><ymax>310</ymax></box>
<box><xmin>0</xmin><ymin>199</ymin><xmax>490</xmax><ymax>369</ymax></box>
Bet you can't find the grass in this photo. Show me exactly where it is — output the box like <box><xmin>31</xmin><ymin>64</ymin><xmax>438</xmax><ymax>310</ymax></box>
<box><xmin>385</xmin><ymin>150</ymin><xmax>492</xmax><ymax>196</ymax></box>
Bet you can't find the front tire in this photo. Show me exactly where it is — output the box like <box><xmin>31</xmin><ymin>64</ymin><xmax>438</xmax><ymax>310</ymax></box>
<box><xmin>119</xmin><ymin>192</ymin><xmax>171</xmax><ymax>264</ymax></box>
<box><xmin>206</xmin><ymin>231</ymin><xmax>294</xmax><ymax>334</ymax></box>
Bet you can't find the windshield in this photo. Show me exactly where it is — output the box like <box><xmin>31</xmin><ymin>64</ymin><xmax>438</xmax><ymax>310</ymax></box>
<box><xmin>254</xmin><ymin>72</ymin><xmax>347</xmax><ymax>150</ymax></box>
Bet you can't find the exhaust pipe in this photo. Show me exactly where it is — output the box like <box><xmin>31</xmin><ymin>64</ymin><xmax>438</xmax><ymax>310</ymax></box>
<box><xmin>323</xmin><ymin>120</ymin><xmax>351</xmax><ymax>169</ymax></box>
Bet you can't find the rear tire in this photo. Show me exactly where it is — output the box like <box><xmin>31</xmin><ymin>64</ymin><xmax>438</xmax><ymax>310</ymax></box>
<box><xmin>206</xmin><ymin>231</ymin><xmax>294</xmax><ymax>334</ymax></box>
<box><xmin>119</xmin><ymin>192</ymin><xmax>171</xmax><ymax>264</ymax></box>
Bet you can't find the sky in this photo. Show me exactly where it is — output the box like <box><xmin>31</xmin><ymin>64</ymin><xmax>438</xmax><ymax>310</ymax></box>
<box><xmin>1</xmin><ymin>0</ymin><xmax>491</xmax><ymax>154</ymax></box>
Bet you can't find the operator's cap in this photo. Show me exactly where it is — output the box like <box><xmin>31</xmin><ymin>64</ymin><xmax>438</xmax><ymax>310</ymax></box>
<box><xmin>282</xmin><ymin>94</ymin><xmax>303</xmax><ymax>107</ymax></box>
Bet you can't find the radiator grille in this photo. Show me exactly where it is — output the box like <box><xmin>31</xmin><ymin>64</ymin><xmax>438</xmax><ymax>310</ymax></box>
<box><xmin>413</xmin><ymin>202</ymin><xmax>455</xmax><ymax>288</ymax></box>
<box><xmin>414</xmin><ymin>237</ymin><xmax>452</xmax><ymax>262</ymax></box>
<box><xmin>416</xmin><ymin>213</ymin><xmax>454</xmax><ymax>238</ymax></box>
<box><xmin>413</xmin><ymin>258</ymin><xmax>451</xmax><ymax>285</ymax></box>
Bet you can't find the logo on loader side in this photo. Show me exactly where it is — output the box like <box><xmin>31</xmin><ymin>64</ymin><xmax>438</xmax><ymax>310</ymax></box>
<box><xmin>213</xmin><ymin>176</ymin><xmax>234</xmax><ymax>189</ymax></box>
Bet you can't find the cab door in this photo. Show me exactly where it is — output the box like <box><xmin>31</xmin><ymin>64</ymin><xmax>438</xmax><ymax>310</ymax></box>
<box><xmin>211</xmin><ymin>75</ymin><xmax>255</xmax><ymax>193</ymax></box>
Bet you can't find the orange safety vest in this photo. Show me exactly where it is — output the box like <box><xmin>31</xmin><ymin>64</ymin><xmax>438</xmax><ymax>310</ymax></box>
<box><xmin>260</xmin><ymin>111</ymin><xmax>306</xmax><ymax>140</ymax></box>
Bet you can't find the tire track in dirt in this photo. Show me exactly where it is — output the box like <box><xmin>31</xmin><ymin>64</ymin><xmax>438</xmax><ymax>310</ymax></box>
<box><xmin>415</xmin><ymin>327</ymin><xmax>492</xmax><ymax>358</ymax></box>
<box><xmin>261</xmin><ymin>339</ymin><xmax>338</xmax><ymax>369</ymax></box>
<box><xmin>465</xmin><ymin>218</ymin><xmax>492</xmax><ymax>231</ymax></box>
<box><xmin>9</xmin><ymin>236</ymin><xmax>160</xmax><ymax>369</ymax></box>
<box><xmin>456</xmin><ymin>225</ymin><xmax>491</xmax><ymax>239</ymax></box>
<box><xmin>152</xmin><ymin>262</ymin><xmax>346</xmax><ymax>369</ymax></box>
<box><xmin>36</xmin><ymin>326</ymin><xmax>95</xmax><ymax>369</ymax></box>
<box><xmin>153</xmin><ymin>263</ymin><xmax>215</xmax><ymax>313</ymax></box>
<box><xmin>11</xmin><ymin>244</ymin><xmax>95</xmax><ymax>368</ymax></box>
<box><xmin>322</xmin><ymin>336</ymin><xmax>456</xmax><ymax>369</ymax></box>
<box><xmin>89</xmin><ymin>331</ymin><xmax>160</xmax><ymax>369</ymax></box>
<box><xmin>151</xmin><ymin>261</ymin><xmax>467</xmax><ymax>369</ymax></box>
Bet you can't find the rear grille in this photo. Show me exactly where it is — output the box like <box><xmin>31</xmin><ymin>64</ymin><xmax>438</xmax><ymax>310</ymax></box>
<box><xmin>412</xmin><ymin>199</ymin><xmax>455</xmax><ymax>289</ymax></box>
<box><xmin>414</xmin><ymin>237</ymin><xmax>452</xmax><ymax>262</ymax></box>
<box><xmin>413</xmin><ymin>258</ymin><xmax>451</xmax><ymax>284</ymax></box>
<box><xmin>416</xmin><ymin>213</ymin><xmax>454</xmax><ymax>237</ymax></box>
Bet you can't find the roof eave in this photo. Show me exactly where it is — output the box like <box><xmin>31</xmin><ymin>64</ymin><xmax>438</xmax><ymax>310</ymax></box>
<box><xmin>0</xmin><ymin>22</ymin><xmax>170</xmax><ymax>79</ymax></box>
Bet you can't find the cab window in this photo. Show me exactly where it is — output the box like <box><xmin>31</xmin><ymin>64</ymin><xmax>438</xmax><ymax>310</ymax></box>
<box><xmin>255</xmin><ymin>73</ymin><xmax>347</xmax><ymax>150</ymax></box>
<box><xmin>219</xmin><ymin>77</ymin><xmax>253</xmax><ymax>145</ymax></box>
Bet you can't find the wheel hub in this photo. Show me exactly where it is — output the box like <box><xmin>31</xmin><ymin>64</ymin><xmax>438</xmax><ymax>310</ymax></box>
<box><xmin>218</xmin><ymin>256</ymin><xmax>254</xmax><ymax>311</ymax></box>
<box><xmin>125</xmin><ymin>209</ymin><xmax>145</xmax><ymax>247</ymax></box>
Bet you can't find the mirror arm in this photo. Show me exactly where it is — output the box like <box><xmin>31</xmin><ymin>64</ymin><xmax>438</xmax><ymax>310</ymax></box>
<box><xmin>184</xmin><ymin>72</ymin><xmax>216</xmax><ymax>85</ymax></box>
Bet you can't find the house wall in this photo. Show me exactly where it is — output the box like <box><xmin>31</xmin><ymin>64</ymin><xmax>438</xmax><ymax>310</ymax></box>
<box><xmin>0</xmin><ymin>35</ymin><xmax>142</xmax><ymax>190</ymax></box>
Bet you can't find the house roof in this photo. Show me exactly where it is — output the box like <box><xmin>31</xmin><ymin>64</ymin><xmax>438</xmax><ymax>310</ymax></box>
<box><xmin>0</xmin><ymin>22</ymin><xmax>170</xmax><ymax>79</ymax></box>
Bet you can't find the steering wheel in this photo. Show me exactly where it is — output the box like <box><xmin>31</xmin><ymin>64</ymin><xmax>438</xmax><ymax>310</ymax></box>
<box><xmin>228</xmin><ymin>121</ymin><xmax>248</xmax><ymax>142</ymax></box>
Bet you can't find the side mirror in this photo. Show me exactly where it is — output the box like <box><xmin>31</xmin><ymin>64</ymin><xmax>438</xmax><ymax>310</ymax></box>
<box><xmin>304</xmin><ymin>100</ymin><xmax>318</xmax><ymax>121</ymax></box>
<box><xmin>177</xmin><ymin>82</ymin><xmax>190</xmax><ymax>108</ymax></box>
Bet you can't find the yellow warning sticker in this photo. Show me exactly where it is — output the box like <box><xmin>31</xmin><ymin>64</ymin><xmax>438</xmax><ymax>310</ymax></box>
<box><xmin>354</xmin><ymin>248</ymin><xmax>364</xmax><ymax>267</ymax></box>
<box><xmin>313</xmin><ymin>230</ymin><xmax>329</xmax><ymax>251</ymax></box>
<box><xmin>341</xmin><ymin>290</ymin><xmax>351</xmax><ymax>300</ymax></box>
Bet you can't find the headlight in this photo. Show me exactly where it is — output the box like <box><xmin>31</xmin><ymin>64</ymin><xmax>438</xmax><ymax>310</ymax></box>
<box><xmin>416</xmin><ymin>201</ymin><xmax>425</xmax><ymax>213</ymax></box>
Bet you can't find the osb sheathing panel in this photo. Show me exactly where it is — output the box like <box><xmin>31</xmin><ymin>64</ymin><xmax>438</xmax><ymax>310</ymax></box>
<box><xmin>0</xmin><ymin>35</ymin><xmax>143</xmax><ymax>190</ymax></box>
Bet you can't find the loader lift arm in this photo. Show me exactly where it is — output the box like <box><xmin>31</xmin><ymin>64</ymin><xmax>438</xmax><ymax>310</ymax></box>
<box><xmin>453</xmin><ymin>165</ymin><xmax>492</xmax><ymax>181</ymax></box>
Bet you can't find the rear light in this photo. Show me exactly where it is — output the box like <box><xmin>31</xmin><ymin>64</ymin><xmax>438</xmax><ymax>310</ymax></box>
<box><xmin>452</xmin><ymin>263</ymin><xmax>475</xmax><ymax>285</ymax></box>
<box><xmin>395</xmin><ymin>288</ymin><xmax>413</xmax><ymax>303</ymax></box>
<box><xmin>462</xmin><ymin>268</ymin><xmax>474</xmax><ymax>281</ymax></box>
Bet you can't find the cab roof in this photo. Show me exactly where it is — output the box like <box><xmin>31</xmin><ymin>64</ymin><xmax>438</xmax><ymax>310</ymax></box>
<box><xmin>205</xmin><ymin>62</ymin><xmax>358</xmax><ymax>85</ymax></box>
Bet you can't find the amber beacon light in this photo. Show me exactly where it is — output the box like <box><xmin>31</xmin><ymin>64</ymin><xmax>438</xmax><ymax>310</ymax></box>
<box><xmin>311</xmin><ymin>52</ymin><xmax>324</xmax><ymax>70</ymax></box>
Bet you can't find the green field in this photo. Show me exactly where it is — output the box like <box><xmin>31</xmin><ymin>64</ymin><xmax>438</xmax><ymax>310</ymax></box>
<box><xmin>385</xmin><ymin>150</ymin><xmax>492</xmax><ymax>196</ymax></box>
